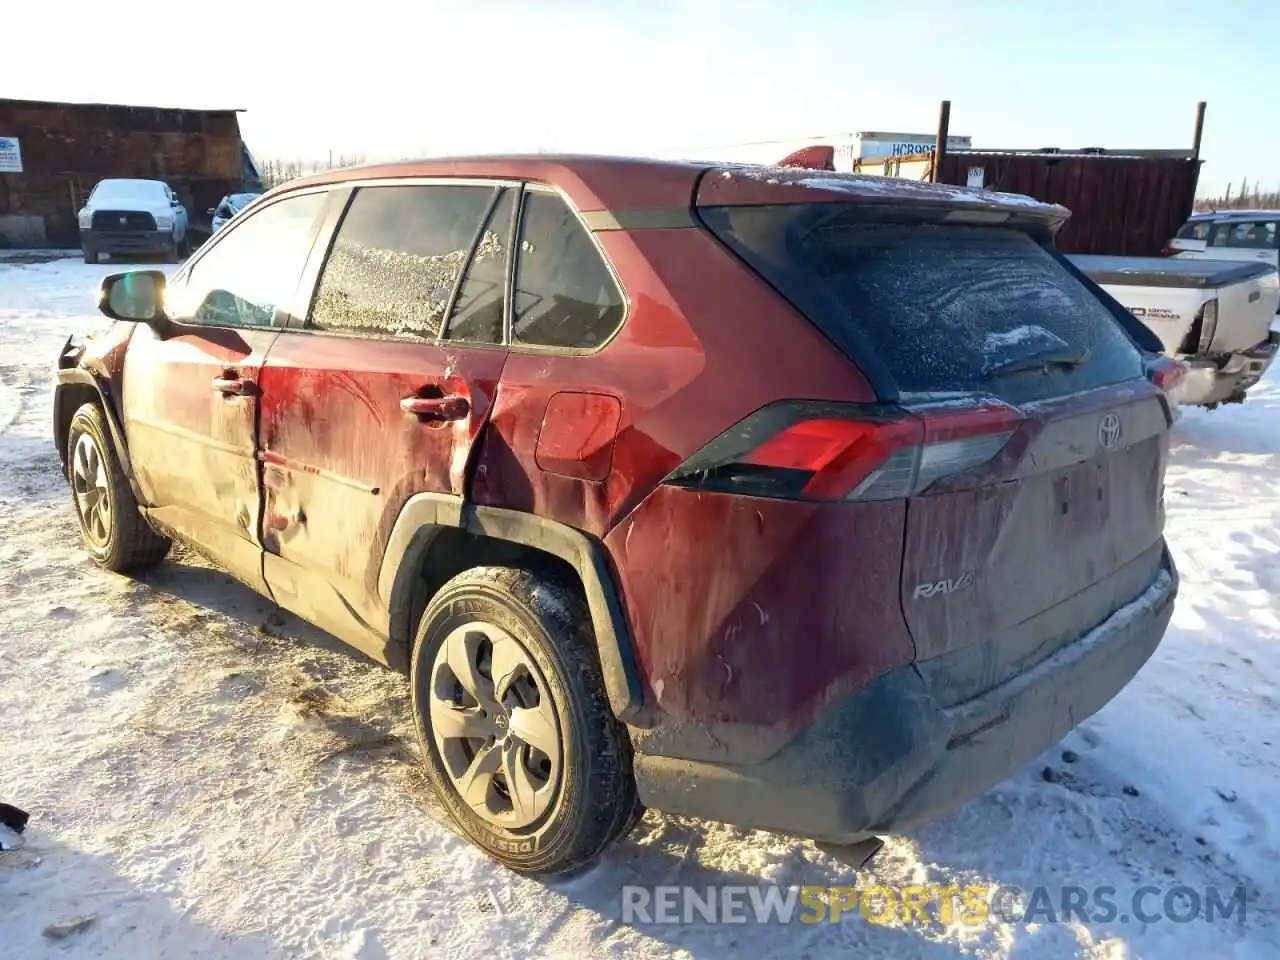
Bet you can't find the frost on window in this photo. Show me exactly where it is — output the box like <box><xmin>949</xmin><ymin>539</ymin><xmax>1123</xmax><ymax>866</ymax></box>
<box><xmin>313</xmin><ymin>240</ymin><xmax>469</xmax><ymax>339</ymax></box>
<box><xmin>310</xmin><ymin>184</ymin><xmax>495</xmax><ymax>340</ymax></box>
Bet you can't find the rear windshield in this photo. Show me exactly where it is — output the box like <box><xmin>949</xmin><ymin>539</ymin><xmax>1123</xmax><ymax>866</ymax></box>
<box><xmin>700</xmin><ymin>204</ymin><xmax>1147</xmax><ymax>403</ymax></box>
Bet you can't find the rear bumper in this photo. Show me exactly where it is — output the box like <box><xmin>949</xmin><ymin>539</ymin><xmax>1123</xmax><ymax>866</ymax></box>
<box><xmin>81</xmin><ymin>228</ymin><xmax>174</xmax><ymax>256</ymax></box>
<box><xmin>1179</xmin><ymin>332</ymin><xmax>1279</xmax><ymax>405</ymax></box>
<box><xmin>634</xmin><ymin>550</ymin><xmax>1177</xmax><ymax>842</ymax></box>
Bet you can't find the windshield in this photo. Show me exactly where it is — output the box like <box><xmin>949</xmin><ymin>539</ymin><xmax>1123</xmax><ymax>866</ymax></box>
<box><xmin>228</xmin><ymin>193</ymin><xmax>260</xmax><ymax>212</ymax></box>
<box><xmin>89</xmin><ymin>180</ymin><xmax>168</xmax><ymax>205</ymax></box>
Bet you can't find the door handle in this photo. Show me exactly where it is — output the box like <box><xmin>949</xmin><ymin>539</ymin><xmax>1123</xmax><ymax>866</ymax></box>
<box><xmin>212</xmin><ymin>376</ymin><xmax>253</xmax><ymax>396</ymax></box>
<box><xmin>400</xmin><ymin>394</ymin><xmax>470</xmax><ymax>421</ymax></box>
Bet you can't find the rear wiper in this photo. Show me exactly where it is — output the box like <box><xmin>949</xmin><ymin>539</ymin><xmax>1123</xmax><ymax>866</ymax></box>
<box><xmin>984</xmin><ymin>348</ymin><xmax>1091</xmax><ymax>377</ymax></box>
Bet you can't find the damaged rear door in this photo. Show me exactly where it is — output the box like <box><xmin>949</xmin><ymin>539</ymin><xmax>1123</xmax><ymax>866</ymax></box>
<box><xmin>257</xmin><ymin>181</ymin><xmax>514</xmax><ymax>659</ymax></box>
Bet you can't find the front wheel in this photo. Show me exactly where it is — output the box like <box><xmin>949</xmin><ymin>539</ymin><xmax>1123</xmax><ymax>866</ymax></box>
<box><xmin>66</xmin><ymin>403</ymin><xmax>171</xmax><ymax>572</ymax></box>
<box><xmin>411</xmin><ymin>566</ymin><xmax>639</xmax><ymax>875</ymax></box>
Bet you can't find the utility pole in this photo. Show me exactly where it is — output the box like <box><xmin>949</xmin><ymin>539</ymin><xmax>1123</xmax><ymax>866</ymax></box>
<box><xmin>932</xmin><ymin>100</ymin><xmax>952</xmax><ymax>183</ymax></box>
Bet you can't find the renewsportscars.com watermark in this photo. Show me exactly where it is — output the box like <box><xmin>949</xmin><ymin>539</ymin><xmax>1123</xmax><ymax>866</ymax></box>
<box><xmin>621</xmin><ymin>883</ymin><xmax>1250</xmax><ymax>927</ymax></box>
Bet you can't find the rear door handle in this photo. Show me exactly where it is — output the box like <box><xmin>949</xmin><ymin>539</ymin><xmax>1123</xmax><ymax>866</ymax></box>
<box><xmin>212</xmin><ymin>376</ymin><xmax>253</xmax><ymax>396</ymax></box>
<box><xmin>400</xmin><ymin>394</ymin><xmax>470</xmax><ymax>421</ymax></box>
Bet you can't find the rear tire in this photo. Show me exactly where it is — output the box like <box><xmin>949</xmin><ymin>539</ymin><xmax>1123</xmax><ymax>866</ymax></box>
<box><xmin>66</xmin><ymin>402</ymin><xmax>171</xmax><ymax>573</ymax></box>
<box><xmin>410</xmin><ymin>565</ymin><xmax>637</xmax><ymax>876</ymax></box>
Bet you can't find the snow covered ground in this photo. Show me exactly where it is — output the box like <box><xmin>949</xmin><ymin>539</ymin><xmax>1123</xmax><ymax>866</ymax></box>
<box><xmin>1</xmin><ymin>255</ymin><xmax>1277</xmax><ymax>959</ymax></box>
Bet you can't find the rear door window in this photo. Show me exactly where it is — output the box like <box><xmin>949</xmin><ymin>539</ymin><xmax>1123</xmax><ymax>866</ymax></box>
<box><xmin>1223</xmin><ymin>220</ymin><xmax>1279</xmax><ymax>249</ymax></box>
<box><xmin>700</xmin><ymin>205</ymin><xmax>1145</xmax><ymax>403</ymax></box>
<box><xmin>1208</xmin><ymin>222</ymin><xmax>1233</xmax><ymax>247</ymax></box>
<box><xmin>512</xmin><ymin>190</ymin><xmax>625</xmax><ymax>350</ymax></box>
<box><xmin>443</xmin><ymin>188</ymin><xmax>516</xmax><ymax>345</ymax></box>
<box><xmin>309</xmin><ymin>184</ymin><xmax>495</xmax><ymax>340</ymax></box>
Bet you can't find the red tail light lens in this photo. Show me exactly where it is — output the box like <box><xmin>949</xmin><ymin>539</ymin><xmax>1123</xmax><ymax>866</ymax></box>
<box><xmin>1146</xmin><ymin>356</ymin><xmax>1188</xmax><ymax>395</ymax></box>
<box><xmin>666</xmin><ymin>399</ymin><xmax>1022</xmax><ymax>502</ymax></box>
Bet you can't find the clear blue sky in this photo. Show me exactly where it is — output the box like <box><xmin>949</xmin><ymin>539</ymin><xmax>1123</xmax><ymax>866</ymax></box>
<box><xmin>7</xmin><ymin>0</ymin><xmax>1276</xmax><ymax>196</ymax></box>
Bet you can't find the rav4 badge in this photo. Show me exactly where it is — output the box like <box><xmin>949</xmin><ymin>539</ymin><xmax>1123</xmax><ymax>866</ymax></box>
<box><xmin>912</xmin><ymin>573</ymin><xmax>976</xmax><ymax>599</ymax></box>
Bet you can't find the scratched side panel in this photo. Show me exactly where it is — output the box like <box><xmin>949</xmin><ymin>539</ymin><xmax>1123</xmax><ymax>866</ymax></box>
<box><xmin>470</xmin><ymin>225</ymin><xmax>873</xmax><ymax>536</ymax></box>
<box><xmin>257</xmin><ymin>333</ymin><xmax>506</xmax><ymax>631</ymax></box>
<box><xmin>603</xmin><ymin>486</ymin><xmax>915</xmax><ymax>736</ymax></box>
<box><xmin>121</xmin><ymin>323</ymin><xmax>276</xmax><ymax>594</ymax></box>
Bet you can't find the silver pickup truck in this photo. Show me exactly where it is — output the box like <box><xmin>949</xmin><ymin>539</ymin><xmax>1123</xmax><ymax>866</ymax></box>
<box><xmin>1071</xmin><ymin>255</ymin><xmax>1280</xmax><ymax>407</ymax></box>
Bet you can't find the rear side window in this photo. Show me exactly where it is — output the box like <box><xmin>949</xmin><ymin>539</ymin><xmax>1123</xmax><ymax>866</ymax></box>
<box><xmin>1222</xmin><ymin>220</ymin><xmax>1278</xmax><ymax>250</ymax></box>
<box><xmin>310</xmin><ymin>184</ymin><xmax>494</xmax><ymax>339</ymax></box>
<box><xmin>512</xmin><ymin>191</ymin><xmax>625</xmax><ymax>349</ymax></box>
<box><xmin>701</xmin><ymin>205</ymin><xmax>1145</xmax><ymax>403</ymax></box>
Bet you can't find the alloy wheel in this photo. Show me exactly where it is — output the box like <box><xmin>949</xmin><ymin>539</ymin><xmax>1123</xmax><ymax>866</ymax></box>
<box><xmin>429</xmin><ymin>622</ymin><xmax>562</xmax><ymax>830</ymax></box>
<box><xmin>71</xmin><ymin>433</ymin><xmax>111</xmax><ymax>548</ymax></box>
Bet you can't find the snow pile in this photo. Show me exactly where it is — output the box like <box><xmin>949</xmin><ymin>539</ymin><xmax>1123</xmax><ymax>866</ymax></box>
<box><xmin>1</xmin><ymin>259</ymin><xmax>1278</xmax><ymax>958</ymax></box>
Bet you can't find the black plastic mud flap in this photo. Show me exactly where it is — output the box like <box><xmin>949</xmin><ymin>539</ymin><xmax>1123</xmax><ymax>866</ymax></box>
<box><xmin>815</xmin><ymin>837</ymin><xmax>884</xmax><ymax>870</ymax></box>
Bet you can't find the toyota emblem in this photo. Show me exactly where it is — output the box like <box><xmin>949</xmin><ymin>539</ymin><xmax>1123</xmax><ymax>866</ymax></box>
<box><xmin>1098</xmin><ymin>412</ymin><xmax>1122</xmax><ymax>449</ymax></box>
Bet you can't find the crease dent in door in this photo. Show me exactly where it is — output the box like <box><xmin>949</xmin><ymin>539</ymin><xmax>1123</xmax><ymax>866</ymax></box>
<box><xmin>257</xmin><ymin>334</ymin><xmax>507</xmax><ymax>644</ymax></box>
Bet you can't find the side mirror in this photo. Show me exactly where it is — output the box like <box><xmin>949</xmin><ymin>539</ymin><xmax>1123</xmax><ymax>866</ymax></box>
<box><xmin>98</xmin><ymin>270</ymin><xmax>172</xmax><ymax>336</ymax></box>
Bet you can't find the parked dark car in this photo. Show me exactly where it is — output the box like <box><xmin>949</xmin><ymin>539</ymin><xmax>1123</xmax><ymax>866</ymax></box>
<box><xmin>55</xmin><ymin>156</ymin><xmax>1178</xmax><ymax>875</ymax></box>
<box><xmin>209</xmin><ymin>191</ymin><xmax>263</xmax><ymax>234</ymax></box>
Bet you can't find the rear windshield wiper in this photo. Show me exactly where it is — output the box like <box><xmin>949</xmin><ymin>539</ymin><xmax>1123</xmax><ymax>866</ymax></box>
<box><xmin>984</xmin><ymin>348</ymin><xmax>1091</xmax><ymax>377</ymax></box>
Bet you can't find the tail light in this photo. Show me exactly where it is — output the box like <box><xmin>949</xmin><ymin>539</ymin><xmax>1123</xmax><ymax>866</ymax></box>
<box><xmin>1160</xmin><ymin>245</ymin><xmax>1180</xmax><ymax>257</ymax></box>
<box><xmin>1146</xmin><ymin>355</ymin><xmax>1188</xmax><ymax>398</ymax></box>
<box><xmin>666</xmin><ymin>399</ymin><xmax>1023</xmax><ymax>502</ymax></box>
<box><xmin>1196</xmin><ymin>298</ymin><xmax>1219</xmax><ymax>352</ymax></box>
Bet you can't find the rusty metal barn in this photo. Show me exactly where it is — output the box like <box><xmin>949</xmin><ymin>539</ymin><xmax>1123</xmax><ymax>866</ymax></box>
<box><xmin>0</xmin><ymin>97</ymin><xmax>261</xmax><ymax>249</ymax></box>
<box><xmin>934</xmin><ymin>150</ymin><xmax>1202</xmax><ymax>257</ymax></box>
<box><xmin>851</xmin><ymin>102</ymin><xmax>1207</xmax><ymax>258</ymax></box>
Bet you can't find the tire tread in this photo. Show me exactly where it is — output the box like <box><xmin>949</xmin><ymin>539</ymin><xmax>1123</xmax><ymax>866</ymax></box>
<box><xmin>411</xmin><ymin>564</ymin><xmax>637</xmax><ymax>875</ymax></box>
<box><xmin>68</xmin><ymin>402</ymin><xmax>170</xmax><ymax>573</ymax></box>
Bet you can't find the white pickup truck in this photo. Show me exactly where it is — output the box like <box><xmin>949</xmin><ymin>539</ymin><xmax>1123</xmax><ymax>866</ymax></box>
<box><xmin>1071</xmin><ymin>254</ymin><xmax>1280</xmax><ymax>408</ymax></box>
<box><xmin>76</xmin><ymin>178</ymin><xmax>190</xmax><ymax>264</ymax></box>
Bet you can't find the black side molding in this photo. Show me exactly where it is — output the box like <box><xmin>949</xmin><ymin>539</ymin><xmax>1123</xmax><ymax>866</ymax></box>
<box><xmin>377</xmin><ymin>493</ymin><xmax>645</xmax><ymax>722</ymax></box>
<box><xmin>461</xmin><ymin>504</ymin><xmax>644</xmax><ymax>721</ymax></box>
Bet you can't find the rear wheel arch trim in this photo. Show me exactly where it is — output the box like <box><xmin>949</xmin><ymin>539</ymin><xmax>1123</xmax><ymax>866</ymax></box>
<box><xmin>379</xmin><ymin>494</ymin><xmax>644</xmax><ymax>721</ymax></box>
<box><xmin>54</xmin><ymin>369</ymin><xmax>146</xmax><ymax>505</ymax></box>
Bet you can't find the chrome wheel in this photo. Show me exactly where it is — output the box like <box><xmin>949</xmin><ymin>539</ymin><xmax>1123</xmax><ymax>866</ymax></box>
<box><xmin>429</xmin><ymin>622</ymin><xmax>561</xmax><ymax>830</ymax></box>
<box><xmin>71</xmin><ymin>432</ymin><xmax>111</xmax><ymax>547</ymax></box>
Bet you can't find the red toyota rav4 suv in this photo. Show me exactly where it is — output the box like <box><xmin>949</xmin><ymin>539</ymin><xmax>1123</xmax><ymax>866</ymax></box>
<box><xmin>56</xmin><ymin>157</ymin><xmax>1179</xmax><ymax>875</ymax></box>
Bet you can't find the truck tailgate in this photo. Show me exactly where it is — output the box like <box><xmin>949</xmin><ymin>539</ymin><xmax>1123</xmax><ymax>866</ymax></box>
<box><xmin>1071</xmin><ymin>255</ymin><xmax>1280</xmax><ymax>355</ymax></box>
